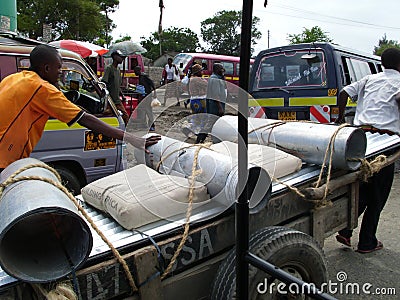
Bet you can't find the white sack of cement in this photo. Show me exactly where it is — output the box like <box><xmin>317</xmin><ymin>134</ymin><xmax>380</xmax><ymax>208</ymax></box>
<box><xmin>81</xmin><ymin>164</ymin><xmax>210</xmax><ymax>230</ymax></box>
<box><xmin>210</xmin><ymin>141</ymin><xmax>302</xmax><ymax>179</ymax></box>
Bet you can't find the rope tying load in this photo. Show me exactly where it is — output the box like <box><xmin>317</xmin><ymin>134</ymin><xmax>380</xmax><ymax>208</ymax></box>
<box><xmin>160</xmin><ymin>142</ymin><xmax>212</xmax><ymax>280</ymax></box>
<box><xmin>244</xmin><ymin>120</ymin><xmax>397</xmax><ymax>208</ymax></box>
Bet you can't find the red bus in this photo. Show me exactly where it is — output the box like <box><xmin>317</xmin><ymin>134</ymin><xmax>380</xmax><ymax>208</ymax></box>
<box><xmin>173</xmin><ymin>53</ymin><xmax>254</xmax><ymax>97</ymax></box>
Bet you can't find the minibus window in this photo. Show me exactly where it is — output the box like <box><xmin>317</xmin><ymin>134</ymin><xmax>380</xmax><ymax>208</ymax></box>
<box><xmin>60</xmin><ymin>60</ymin><xmax>99</xmax><ymax>99</ymax></box>
<box><xmin>350</xmin><ymin>58</ymin><xmax>372</xmax><ymax>80</ymax></box>
<box><xmin>17</xmin><ymin>58</ymin><xmax>30</xmax><ymax>70</ymax></box>
<box><xmin>201</xmin><ymin>61</ymin><xmax>208</xmax><ymax>71</ymax></box>
<box><xmin>344</xmin><ymin>57</ymin><xmax>357</xmax><ymax>83</ymax></box>
<box><xmin>222</xmin><ymin>62</ymin><xmax>234</xmax><ymax>75</ymax></box>
<box><xmin>172</xmin><ymin>53</ymin><xmax>193</xmax><ymax>73</ymax></box>
<box><xmin>368</xmin><ymin>62</ymin><xmax>377</xmax><ymax>74</ymax></box>
<box><xmin>130</xmin><ymin>57</ymin><xmax>138</xmax><ymax>69</ymax></box>
<box><xmin>341</xmin><ymin>56</ymin><xmax>352</xmax><ymax>85</ymax></box>
<box><xmin>255</xmin><ymin>50</ymin><xmax>327</xmax><ymax>90</ymax></box>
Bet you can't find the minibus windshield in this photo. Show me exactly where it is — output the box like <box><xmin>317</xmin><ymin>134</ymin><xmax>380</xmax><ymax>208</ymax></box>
<box><xmin>173</xmin><ymin>53</ymin><xmax>193</xmax><ymax>70</ymax></box>
<box><xmin>253</xmin><ymin>50</ymin><xmax>327</xmax><ymax>91</ymax></box>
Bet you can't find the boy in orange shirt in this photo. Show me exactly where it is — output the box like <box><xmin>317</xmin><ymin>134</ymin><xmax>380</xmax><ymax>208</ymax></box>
<box><xmin>0</xmin><ymin>44</ymin><xmax>159</xmax><ymax>172</ymax></box>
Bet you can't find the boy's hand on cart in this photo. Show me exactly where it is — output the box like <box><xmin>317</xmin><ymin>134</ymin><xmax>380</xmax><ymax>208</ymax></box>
<box><xmin>125</xmin><ymin>134</ymin><xmax>161</xmax><ymax>153</ymax></box>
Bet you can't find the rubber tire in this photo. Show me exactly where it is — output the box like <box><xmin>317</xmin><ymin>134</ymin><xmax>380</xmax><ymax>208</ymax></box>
<box><xmin>211</xmin><ymin>226</ymin><xmax>328</xmax><ymax>300</ymax></box>
<box><xmin>55</xmin><ymin>166</ymin><xmax>81</xmax><ymax>196</ymax></box>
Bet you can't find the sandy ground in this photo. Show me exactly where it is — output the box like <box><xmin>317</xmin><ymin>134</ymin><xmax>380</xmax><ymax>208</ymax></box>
<box><xmin>134</xmin><ymin>89</ymin><xmax>400</xmax><ymax>299</ymax></box>
<box><xmin>324</xmin><ymin>173</ymin><xmax>400</xmax><ymax>299</ymax></box>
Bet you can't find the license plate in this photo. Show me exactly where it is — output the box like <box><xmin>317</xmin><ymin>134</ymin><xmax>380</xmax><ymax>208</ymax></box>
<box><xmin>278</xmin><ymin>111</ymin><xmax>296</xmax><ymax>121</ymax></box>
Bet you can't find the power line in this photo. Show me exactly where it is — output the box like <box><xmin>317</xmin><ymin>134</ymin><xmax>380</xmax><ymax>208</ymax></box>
<box><xmin>255</xmin><ymin>3</ymin><xmax>400</xmax><ymax>32</ymax></box>
<box><xmin>272</xmin><ymin>4</ymin><xmax>400</xmax><ymax>30</ymax></box>
<box><xmin>259</xmin><ymin>8</ymin><xmax>400</xmax><ymax>32</ymax></box>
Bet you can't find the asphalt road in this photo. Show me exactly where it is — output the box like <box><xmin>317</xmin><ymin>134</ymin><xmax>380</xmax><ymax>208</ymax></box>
<box><xmin>323</xmin><ymin>172</ymin><xmax>400</xmax><ymax>300</ymax></box>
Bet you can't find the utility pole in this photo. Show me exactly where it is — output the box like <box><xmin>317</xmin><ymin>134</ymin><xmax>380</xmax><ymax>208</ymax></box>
<box><xmin>105</xmin><ymin>8</ymin><xmax>109</xmax><ymax>48</ymax></box>
<box><xmin>158</xmin><ymin>0</ymin><xmax>164</xmax><ymax>56</ymax></box>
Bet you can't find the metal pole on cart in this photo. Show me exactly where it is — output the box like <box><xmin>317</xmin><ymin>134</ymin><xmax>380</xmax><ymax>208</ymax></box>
<box><xmin>236</xmin><ymin>1</ymin><xmax>336</xmax><ymax>299</ymax></box>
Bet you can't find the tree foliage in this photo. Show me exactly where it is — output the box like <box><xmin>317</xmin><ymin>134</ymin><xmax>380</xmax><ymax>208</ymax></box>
<box><xmin>200</xmin><ymin>10</ymin><xmax>261</xmax><ymax>56</ymax></box>
<box><xmin>114</xmin><ymin>34</ymin><xmax>132</xmax><ymax>44</ymax></box>
<box><xmin>374</xmin><ymin>34</ymin><xmax>400</xmax><ymax>56</ymax></box>
<box><xmin>17</xmin><ymin>0</ymin><xmax>119</xmax><ymax>46</ymax></box>
<box><xmin>140</xmin><ymin>27</ymin><xmax>200</xmax><ymax>61</ymax></box>
<box><xmin>287</xmin><ymin>26</ymin><xmax>333</xmax><ymax>44</ymax></box>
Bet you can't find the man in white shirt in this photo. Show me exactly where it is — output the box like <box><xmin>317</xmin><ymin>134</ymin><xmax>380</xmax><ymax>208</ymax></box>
<box><xmin>335</xmin><ymin>48</ymin><xmax>400</xmax><ymax>253</ymax></box>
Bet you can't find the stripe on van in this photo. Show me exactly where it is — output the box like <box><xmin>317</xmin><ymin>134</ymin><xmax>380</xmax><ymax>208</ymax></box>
<box><xmin>44</xmin><ymin>117</ymin><xmax>120</xmax><ymax>131</ymax></box>
<box><xmin>346</xmin><ymin>97</ymin><xmax>357</xmax><ymax>107</ymax></box>
<box><xmin>248</xmin><ymin>98</ymin><xmax>285</xmax><ymax>107</ymax></box>
<box><xmin>289</xmin><ymin>96</ymin><xmax>337</xmax><ymax>106</ymax></box>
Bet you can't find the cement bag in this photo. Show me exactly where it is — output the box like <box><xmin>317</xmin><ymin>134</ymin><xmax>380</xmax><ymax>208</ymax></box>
<box><xmin>210</xmin><ymin>141</ymin><xmax>302</xmax><ymax>179</ymax></box>
<box><xmin>81</xmin><ymin>164</ymin><xmax>210</xmax><ymax>230</ymax></box>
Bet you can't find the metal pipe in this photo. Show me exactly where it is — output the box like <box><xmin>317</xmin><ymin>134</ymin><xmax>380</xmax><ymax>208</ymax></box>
<box><xmin>0</xmin><ymin>158</ymin><xmax>93</xmax><ymax>283</ymax></box>
<box><xmin>246</xmin><ymin>252</ymin><xmax>337</xmax><ymax>300</ymax></box>
<box><xmin>211</xmin><ymin>116</ymin><xmax>367</xmax><ymax>170</ymax></box>
<box><xmin>134</xmin><ymin>135</ymin><xmax>271</xmax><ymax>210</ymax></box>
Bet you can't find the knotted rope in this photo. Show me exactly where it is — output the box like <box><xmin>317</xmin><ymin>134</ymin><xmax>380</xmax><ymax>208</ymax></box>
<box><xmin>160</xmin><ymin>142</ymin><xmax>212</xmax><ymax>280</ymax></box>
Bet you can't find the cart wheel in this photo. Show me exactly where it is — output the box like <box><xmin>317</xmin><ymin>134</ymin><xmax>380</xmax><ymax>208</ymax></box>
<box><xmin>211</xmin><ymin>226</ymin><xmax>328</xmax><ymax>300</ymax></box>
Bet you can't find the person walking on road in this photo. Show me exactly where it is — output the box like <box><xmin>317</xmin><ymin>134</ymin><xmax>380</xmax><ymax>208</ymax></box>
<box><xmin>181</xmin><ymin>64</ymin><xmax>208</xmax><ymax>143</ymax></box>
<box><xmin>163</xmin><ymin>57</ymin><xmax>180</xmax><ymax>106</ymax></box>
<box><xmin>0</xmin><ymin>44</ymin><xmax>160</xmax><ymax>173</ymax></box>
<box><xmin>335</xmin><ymin>47</ymin><xmax>400</xmax><ymax>253</ymax></box>
<box><xmin>196</xmin><ymin>63</ymin><xmax>227</xmax><ymax>143</ymax></box>
<box><xmin>101</xmin><ymin>50</ymin><xmax>130</xmax><ymax>125</ymax></box>
<box><xmin>134</xmin><ymin>66</ymin><xmax>157</xmax><ymax>131</ymax></box>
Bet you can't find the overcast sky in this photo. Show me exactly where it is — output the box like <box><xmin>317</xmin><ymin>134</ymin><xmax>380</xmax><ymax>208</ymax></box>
<box><xmin>110</xmin><ymin>0</ymin><xmax>400</xmax><ymax>56</ymax></box>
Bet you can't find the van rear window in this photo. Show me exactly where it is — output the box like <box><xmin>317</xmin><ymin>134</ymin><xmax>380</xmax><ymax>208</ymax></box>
<box><xmin>254</xmin><ymin>50</ymin><xmax>327</xmax><ymax>90</ymax></box>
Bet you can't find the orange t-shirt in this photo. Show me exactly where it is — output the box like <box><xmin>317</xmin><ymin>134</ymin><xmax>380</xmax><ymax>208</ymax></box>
<box><xmin>0</xmin><ymin>71</ymin><xmax>84</xmax><ymax>168</ymax></box>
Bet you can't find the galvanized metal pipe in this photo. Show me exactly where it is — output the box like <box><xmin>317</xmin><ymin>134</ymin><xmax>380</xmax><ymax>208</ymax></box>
<box><xmin>211</xmin><ymin>116</ymin><xmax>367</xmax><ymax>171</ymax></box>
<box><xmin>134</xmin><ymin>135</ymin><xmax>271</xmax><ymax>211</ymax></box>
<box><xmin>0</xmin><ymin>158</ymin><xmax>93</xmax><ymax>283</ymax></box>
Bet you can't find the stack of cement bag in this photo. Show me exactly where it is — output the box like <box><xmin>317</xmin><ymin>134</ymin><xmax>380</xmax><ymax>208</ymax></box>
<box><xmin>81</xmin><ymin>135</ymin><xmax>303</xmax><ymax>230</ymax></box>
<box><xmin>81</xmin><ymin>164</ymin><xmax>210</xmax><ymax>230</ymax></box>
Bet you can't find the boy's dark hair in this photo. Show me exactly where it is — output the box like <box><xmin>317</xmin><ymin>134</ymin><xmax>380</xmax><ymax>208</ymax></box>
<box><xmin>30</xmin><ymin>44</ymin><xmax>59</xmax><ymax>71</ymax></box>
<box><xmin>381</xmin><ymin>48</ymin><xmax>400</xmax><ymax>69</ymax></box>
